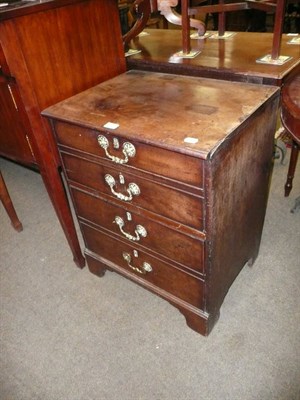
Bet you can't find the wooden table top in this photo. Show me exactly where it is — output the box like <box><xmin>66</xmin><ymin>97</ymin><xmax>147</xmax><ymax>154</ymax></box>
<box><xmin>127</xmin><ymin>30</ymin><xmax>300</xmax><ymax>86</ymax></box>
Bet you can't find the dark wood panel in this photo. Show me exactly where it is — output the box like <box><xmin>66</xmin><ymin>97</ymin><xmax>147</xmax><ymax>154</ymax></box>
<box><xmin>205</xmin><ymin>97</ymin><xmax>279</xmax><ymax>313</ymax></box>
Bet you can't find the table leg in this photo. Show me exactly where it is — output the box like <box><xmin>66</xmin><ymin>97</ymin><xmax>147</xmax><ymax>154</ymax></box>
<box><xmin>39</xmin><ymin>163</ymin><xmax>86</xmax><ymax>268</ymax></box>
<box><xmin>284</xmin><ymin>140</ymin><xmax>299</xmax><ymax>197</ymax></box>
<box><xmin>0</xmin><ymin>171</ymin><xmax>23</xmax><ymax>232</ymax></box>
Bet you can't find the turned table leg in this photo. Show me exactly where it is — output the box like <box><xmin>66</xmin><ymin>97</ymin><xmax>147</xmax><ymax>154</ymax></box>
<box><xmin>284</xmin><ymin>140</ymin><xmax>299</xmax><ymax>197</ymax></box>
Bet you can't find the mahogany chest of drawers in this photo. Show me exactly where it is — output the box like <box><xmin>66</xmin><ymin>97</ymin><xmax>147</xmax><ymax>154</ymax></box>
<box><xmin>43</xmin><ymin>71</ymin><xmax>279</xmax><ymax>336</ymax></box>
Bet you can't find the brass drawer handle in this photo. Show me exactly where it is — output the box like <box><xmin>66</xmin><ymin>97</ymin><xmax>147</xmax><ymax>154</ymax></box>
<box><xmin>98</xmin><ymin>135</ymin><xmax>136</xmax><ymax>164</ymax></box>
<box><xmin>105</xmin><ymin>174</ymin><xmax>140</xmax><ymax>202</ymax></box>
<box><xmin>114</xmin><ymin>216</ymin><xmax>147</xmax><ymax>242</ymax></box>
<box><xmin>122</xmin><ymin>252</ymin><xmax>152</xmax><ymax>274</ymax></box>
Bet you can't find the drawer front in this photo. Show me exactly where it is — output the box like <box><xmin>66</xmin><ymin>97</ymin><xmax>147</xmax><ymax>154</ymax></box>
<box><xmin>62</xmin><ymin>152</ymin><xmax>204</xmax><ymax>230</ymax></box>
<box><xmin>54</xmin><ymin>121</ymin><xmax>204</xmax><ymax>188</ymax></box>
<box><xmin>81</xmin><ymin>223</ymin><xmax>204</xmax><ymax>309</ymax></box>
<box><xmin>72</xmin><ymin>188</ymin><xmax>205</xmax><ymax>273</ymax></box>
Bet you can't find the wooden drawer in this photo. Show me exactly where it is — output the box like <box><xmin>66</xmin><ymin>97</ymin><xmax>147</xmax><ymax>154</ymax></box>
<box><xmin>81</xmin><ymin>222</ymin><xmax>205</xmax><ymax>309</ymax></box>
<box><xmin>72</xmin><ymin>188</ymin><xmax>205</xmax><ymax>274</ymax></box>
<box><xmin>62</xmin><ymin>152</ymin><xmax>204</xmax><ymax>230</ymax></box>
<box><xmin>54</xmin><ymin>121</ymin><xmax>204</xmax><ymax>188</ymax></box>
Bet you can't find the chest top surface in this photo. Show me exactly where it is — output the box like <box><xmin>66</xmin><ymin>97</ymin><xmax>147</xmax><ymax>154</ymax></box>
<box><xmin>43</xmin><ymin>70</ymin><xmax>279</xmax><ymax>158</ymax></box>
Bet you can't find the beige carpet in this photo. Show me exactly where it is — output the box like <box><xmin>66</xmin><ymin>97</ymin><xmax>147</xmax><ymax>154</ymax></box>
<box><xmin>0</xmin><ymin>154</ymin><xmax>299</xmax><ymax>400</ymax></box>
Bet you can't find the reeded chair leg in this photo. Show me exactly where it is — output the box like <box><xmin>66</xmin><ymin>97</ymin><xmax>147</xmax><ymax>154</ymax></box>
<box><xmin>0</xmin><ymin>171</ymin><xmax>23</xmax><ymax>232</ymax></box>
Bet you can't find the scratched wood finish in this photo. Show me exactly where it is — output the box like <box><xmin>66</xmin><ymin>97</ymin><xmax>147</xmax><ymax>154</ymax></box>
<box><xmin>0</xmin><ymin>0</ymin><xmax>126</xmax><ymax>267</ymax></box>
<box><xmin>126</xmin><ymin>30</ymin><xmax>300</xmax><ymax>85</ymax></box>
<box><xmin>43</xmin><ymin>71</ymin><xmax>280</xmax><ymax>336</ymax></box>
<box><xmin>44</xmin><ymin>71</ymin><xmax>278</xmax><ymax>155</ymax></box>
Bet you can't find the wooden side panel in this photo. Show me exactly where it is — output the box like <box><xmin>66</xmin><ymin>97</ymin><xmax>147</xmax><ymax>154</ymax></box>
<box><xmin>205</xmin><ymin>96</ymin><xmax>280</xmax><ymax>317</ymax></box>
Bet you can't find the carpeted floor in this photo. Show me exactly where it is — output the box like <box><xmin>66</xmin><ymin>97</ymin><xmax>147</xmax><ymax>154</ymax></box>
<box><xmin>0</xmin><ymin>153</ymin><xmax>299</xmax><ymax>400</ymax></box>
